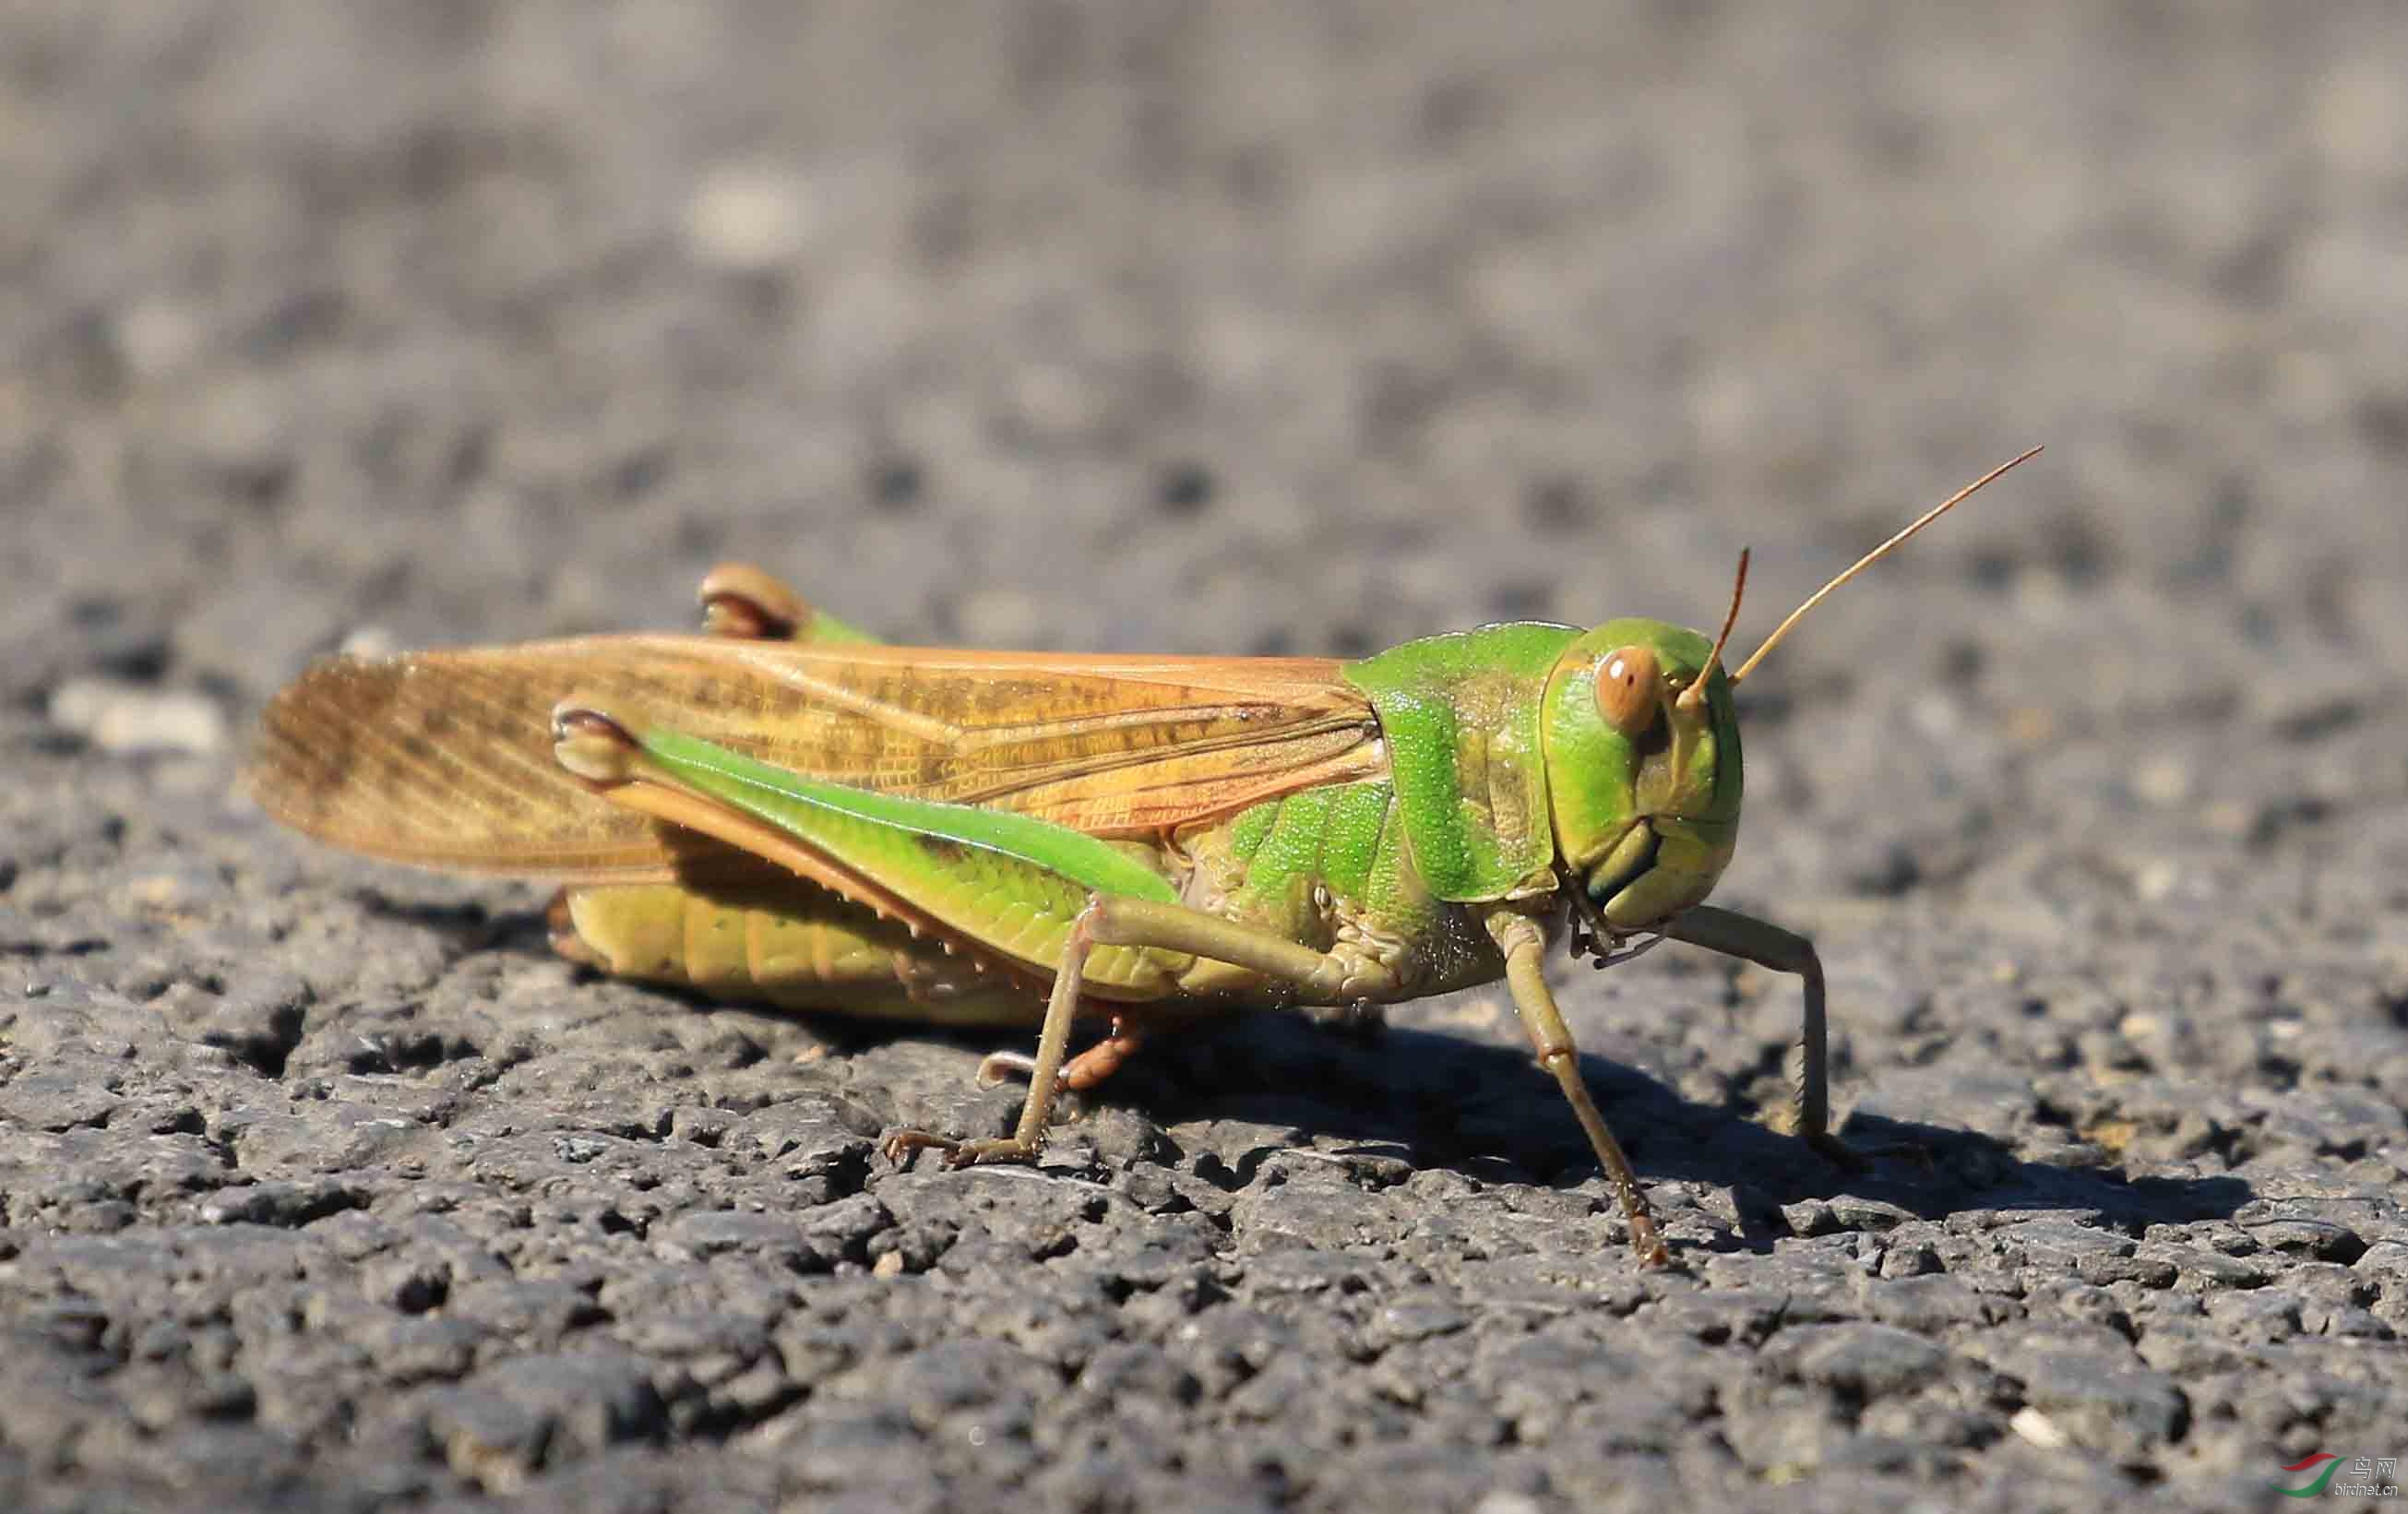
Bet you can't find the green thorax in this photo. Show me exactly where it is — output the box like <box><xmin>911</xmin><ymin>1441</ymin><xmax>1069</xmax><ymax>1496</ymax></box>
<box><xmin>1340</xmin><ymin>622</ymin><xmax>1581</xmax><ymax>902</ymax></box>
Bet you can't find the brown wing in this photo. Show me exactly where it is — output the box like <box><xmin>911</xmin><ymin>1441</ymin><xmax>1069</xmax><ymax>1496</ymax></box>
<box><xmin>248</xmin><ymin>634</ymin><xmax>1387</xmax><ymax>881</ymax></box>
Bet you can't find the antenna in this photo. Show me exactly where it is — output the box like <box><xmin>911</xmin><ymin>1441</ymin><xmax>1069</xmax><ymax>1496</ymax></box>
<box><xmin>1728</xmin><ymin>446</ymin><xmax>2044</xmax><ymax>686</ymax></box>
<box><xmin>1678</xmin><ymin>548</ymin><xmax>1749</xmax><ymax>710</ymax></box>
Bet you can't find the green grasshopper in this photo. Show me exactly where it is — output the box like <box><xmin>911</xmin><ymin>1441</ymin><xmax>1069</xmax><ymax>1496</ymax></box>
<box><xmin>250</xmin><ymin>449</ymin><xmax>2038</xmax><ymax>1265</ymax></box>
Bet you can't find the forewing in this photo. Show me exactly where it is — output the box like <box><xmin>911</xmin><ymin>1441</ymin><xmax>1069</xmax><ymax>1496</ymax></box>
<box><xmin>248</xmin><ymin>635</ymin><xmax>1384</xmax><ymax>881</ymax></box>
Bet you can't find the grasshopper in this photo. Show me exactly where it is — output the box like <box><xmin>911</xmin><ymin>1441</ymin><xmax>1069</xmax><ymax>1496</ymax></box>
<box><xmin>249</xmin><ymin>449</ymin><xmax>2038</xmax><ymax>1265</ymax></box>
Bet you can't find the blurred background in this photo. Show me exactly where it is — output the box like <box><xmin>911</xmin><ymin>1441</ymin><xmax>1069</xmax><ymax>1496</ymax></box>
<box><xmin>9</xmin><ymin>3</ymin><xmax>2403</xmax><ymax>678</ymax></box>
<box><xmin>6</xmin><ymin>5</ymin><xmax>2408</xmax><ymax>1506</ymax></box>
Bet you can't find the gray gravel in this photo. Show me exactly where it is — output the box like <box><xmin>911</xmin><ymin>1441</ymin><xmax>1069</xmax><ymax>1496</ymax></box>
<box><xmin>6</xmin><ymin>4</ymin><xmax>2408</xmax><ymax>1510</ymax></box>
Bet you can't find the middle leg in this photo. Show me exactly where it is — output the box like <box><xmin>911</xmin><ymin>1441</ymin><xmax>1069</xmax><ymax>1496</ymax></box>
<box><xmin>883</xmin><ymin>894</ymin><xmax>1356</xmax><ymax>1166</ymax></box>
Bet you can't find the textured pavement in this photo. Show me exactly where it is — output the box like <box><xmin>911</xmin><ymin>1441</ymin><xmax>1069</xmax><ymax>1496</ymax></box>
<box><xmin>6</xmin><ymin>5</ymin><xmax>2408</xmax><ymax>1510</ymax></box>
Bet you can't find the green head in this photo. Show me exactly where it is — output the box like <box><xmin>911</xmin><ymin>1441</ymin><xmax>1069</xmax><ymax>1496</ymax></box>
<box><xmin>1538</xmin><ymin>446</ymin><xmax>2044</xmax><ymax>941</ymax></box>
<box><xmin>1543</xmin><ymin>614</ymin><xmax>1744</xmax><ymax>935</ymax></box>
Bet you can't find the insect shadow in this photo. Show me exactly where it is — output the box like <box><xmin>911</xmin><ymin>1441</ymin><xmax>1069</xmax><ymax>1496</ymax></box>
<box><xmin>992</xmin><ymin>1005</ymin><xmax>2256</xmax><ymax>1256</ymax></box>
<box><xmin>349</xmin><ymin>893</ymin><xmax>2252</xmax><ymax>1254</ymax></box>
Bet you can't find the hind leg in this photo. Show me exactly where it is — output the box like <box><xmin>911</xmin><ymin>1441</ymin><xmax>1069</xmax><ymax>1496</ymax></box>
<box><xmin>697</xmin><ymin>563</ymin><xmax>883</xmax><ymax>645</ymax></box>
<box><xmin>978</xmin><ymin>1015</ymin><xmax>1148</xmax><ymax>1093</ymax></box>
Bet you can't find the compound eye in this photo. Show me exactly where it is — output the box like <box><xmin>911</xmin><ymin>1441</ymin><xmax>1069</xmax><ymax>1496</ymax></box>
<box><xmin>1593</xmin><ymin>645</ymin><xmax>1663</xmax><ymax>736</ymax></box>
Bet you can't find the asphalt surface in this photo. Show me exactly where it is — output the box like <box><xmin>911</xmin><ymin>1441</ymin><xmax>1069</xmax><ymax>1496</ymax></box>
<box><xmin>6</xmin><ymin>4</ymin><xmax>2408</xmax><ymax>1510</ymax></box>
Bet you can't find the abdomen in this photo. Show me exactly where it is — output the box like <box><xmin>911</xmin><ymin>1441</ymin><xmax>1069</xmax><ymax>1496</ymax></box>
<box><xmin>555</xmin><ymin>879</ymin><xmax>1049</xmax><ymax>1026</ymax></box>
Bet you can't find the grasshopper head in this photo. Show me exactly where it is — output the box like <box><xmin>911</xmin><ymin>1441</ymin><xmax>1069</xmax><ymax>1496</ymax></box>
<box><xmin>1536</xmin><ymin>447</ymin><xmax>2044</xmax><ymax>943</ymax></box>
<box><xmin>1542</xmin><ymin>618</ymin><xmax>1743</xmax><ymax>935</ymax></box>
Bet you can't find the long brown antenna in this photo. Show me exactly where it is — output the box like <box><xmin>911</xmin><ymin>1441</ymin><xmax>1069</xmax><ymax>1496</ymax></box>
<box><xmin>1728</xmin><ymin>446</ymin><xmax>2043</xmax><ymax>685</ymax></box>
<box><xmin>1678</xmin><ymin>547</ymin><xmax>1749</xmax><ymax>710</ymax></box>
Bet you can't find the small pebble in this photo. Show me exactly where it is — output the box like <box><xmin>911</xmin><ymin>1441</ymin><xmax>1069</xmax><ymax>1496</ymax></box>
<box><xmin>49</xmin><ymin>679</ymin><xmax>227</xmax><ymax>755</ymax></box>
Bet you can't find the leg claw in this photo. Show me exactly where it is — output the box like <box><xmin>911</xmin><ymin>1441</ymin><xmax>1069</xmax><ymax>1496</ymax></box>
<box><xmin>880</xmin><ymin>1128</ymin><xmax>956</xmax><ymax>1166</ymax></box>
<box><xmin>941</xmin><ymin>1137</ymin><xmax>1043</xmax><ymax>1167</ymax></box>
<box><xmin>881</xmin><ymin>1129</ymin><xmax>1041</xmax><ymax>1169</ymax></box>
